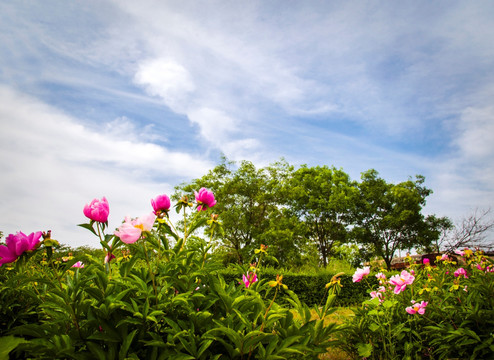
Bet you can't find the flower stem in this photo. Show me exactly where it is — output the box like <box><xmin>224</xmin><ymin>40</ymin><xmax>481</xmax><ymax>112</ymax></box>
<box><xmin>142</xmin><ymin>240</ymin><xmax>158</xmax><ymax>305</ymax></box>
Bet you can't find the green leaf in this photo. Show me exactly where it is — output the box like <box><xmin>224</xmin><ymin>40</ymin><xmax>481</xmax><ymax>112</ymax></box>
<box><xmin>77</xmin><ymin>223</ymin><xmax>98</xmax><ymax>236</ymax></box>
<box><xmin>0</xmin><ymin>336</ymin><xmax>28</xmax><ymax>360</ymax></box>
<box><xmin>86</xmin><ymin>342</ymin><xmax>107</xmax><ymax>360</ymax></box>
<box><xmin>357</xmin><ymin>342</ymin><xmax>373</xmax><ymax>357</ymax></box>
<box><xmin>119</xmin><ymin>329</ymin><xmax>138</xmax><ymax>360</ymax></box>
<box><xmin>368</xmin><ymin>322</ymin><xmax>380</xmax><ymax>332</ymax></box>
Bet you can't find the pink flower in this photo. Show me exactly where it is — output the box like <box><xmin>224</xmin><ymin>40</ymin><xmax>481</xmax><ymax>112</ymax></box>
<box><xmin>194</xmin><ymin>188</ymin><xmax>217</xmax><ymax>211</ymax></box>
<box><xmin>83</xmin><ymin>197</ymin><xmax>109</xmax><ymax>223</ymax></box>
<box><xmin>370</xmin><ymin>291</ymin><xmax>383</xmax><ymax>302</ymax></box>
<box><xmin>440</xmin><ymin>254</ymin><xmax>449</xmax><ymax>261</ymax></box>
<box><xmin>454</xmin><ymin>249</ymin><xmax>465</xmax><ymax>257</ymax></box>
<box><xmin>406</xmin><ymin>300</ymin><xmax>428</xmax><ymax>315</ymax></box>
<box><xmin>72</xmin><ymin>261</ymin><xmax>85</xmax><ymax>268</ymax></box>
<box><xmin>114</xmin><ymin>212</ymin><xmax>156</xmax><ymax>244</ymax></box>
<box><xmin>0</xmin><ymin>231</ymin><xmax>42</xmax><ymax>266</ymax></box>
<box><xmin>242</xmin><ymin>272</ymin><xmax>258</xmax><ymax>288</ymax></box>
<box><xmin>151</xmin><ymin>194</ymin><xmax>171</xmax><ymax>215</ymax></box>
<box><xmin>423</xmin><ymin>258</ymin><xmax>430</xmax><ymax>265</ymax></box>
<box><xmin>454</xmin><ymin>267</ymin><xmax>468</xmax><ymax>278</ymax></box>
<box><xmin>376</xmin><ymin>272</ymin><xmax>386</xmax><ymax>281</ymax></box>
<box><xmin>389</xmin><ymin>270</ymin><xmax>415</xmax><ymax>294</ymax></box>
<box><xmin>352</xmin><ymin>266</ymin><xmax>370</xmax><ymax>283</ymax></box>
<box><xmin>104</xmin><ymin>253</ymin><xmax>116</xmax><ymax>264</ymax></box>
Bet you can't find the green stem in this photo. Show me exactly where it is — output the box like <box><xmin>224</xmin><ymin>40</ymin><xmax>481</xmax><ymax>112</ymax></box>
<box><xmin>260</xmin><ymin>286</ymin><xmax>278</xmax><ymax>332</ymax></box>
<box><xmin>142</xmin><ymin>240</ymin><xmax>158</xmax><ymax>305</ymax></box>
<box><xmin>202</xmin><ymin>223</ymin><xmax>216</xmax><ymax>268</ymax></box>
<box><xmin>182</xmin><ymin>209</ymin><xmax>201</xmax><ymax>250</ymax></box>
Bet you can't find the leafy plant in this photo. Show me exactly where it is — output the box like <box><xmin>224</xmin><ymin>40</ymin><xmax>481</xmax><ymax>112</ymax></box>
<box><xmin>0</xmin><ymin>190</ymin><xmax>343</xmax><ymax>359</ymax></box>
<box><xmin>340</xmin><ymin>251</ymin><xmax>494</xmax><ymax>359</ymax></box>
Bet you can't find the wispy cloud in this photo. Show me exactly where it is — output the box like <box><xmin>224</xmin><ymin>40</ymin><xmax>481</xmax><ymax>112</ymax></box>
<box><xmin>0</xmin><ymin>86</ymin><xmax>212</xmax><ymax>247</ymax></box>
<box><xmin>0</xmin><ymin>1</ymin><xmax>493</xmax><ymax>246</ymax></box>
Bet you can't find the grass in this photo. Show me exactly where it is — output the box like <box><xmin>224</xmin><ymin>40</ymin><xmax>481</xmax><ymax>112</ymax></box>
<box><xmin>292</xmin><ymin>307</ymin><xmax>355</xmax><ymax>359</ymax></box>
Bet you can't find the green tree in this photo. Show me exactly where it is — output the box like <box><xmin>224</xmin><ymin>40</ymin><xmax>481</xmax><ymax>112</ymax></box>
<box><xmin>353</xmin><ymin>169</ymin><xmax>447</xmax><ymax>270</ymax></box>
<box><xmin>174</xmin><ymin>157</ymin><xmax>299</xmax><ymax>265</ymax></box>
<box><xmin>288</xmin><ymin>165</ymin><xmax>359</xmax><ymax>267</ymax></box>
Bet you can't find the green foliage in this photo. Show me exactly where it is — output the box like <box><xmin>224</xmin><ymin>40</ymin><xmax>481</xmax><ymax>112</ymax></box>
<box><xmin>219</xmin><ymin>267</ymin><xmax>376</xmax><ymax>307</ymax></box>
<box><xmin>175</xmin><ymin>158</ymin><xmax>447</xmax><ymax>270</ymax></box>
<box><xmin>288</xmin><ymin>165</ymin><xmax>359</xmax><ymax>267</ymax></box>
<box><xmin>340</xmin><ymin>250</ymin><xmax>494</xmax><ymax>359</ymax></box>
<box><xmin>174</xmin><ymin>157</ymin><xmax>304</xmax><ymax>266</ymax></box>
<box><xmin>0</xmin><ymin>196</ymin><xmax>343</xmax><ymax>359</ymax></box>
<box><xmin>353</xmin><ymin>170</ymin><xmax>450</xmax><ymax>269</ymax></box>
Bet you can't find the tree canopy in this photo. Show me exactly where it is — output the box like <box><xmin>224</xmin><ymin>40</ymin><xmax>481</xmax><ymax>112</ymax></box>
<box><xmin>174</xmin><ymin>157</ymin><xmax>449</xmax><ymax>269</ymax></box>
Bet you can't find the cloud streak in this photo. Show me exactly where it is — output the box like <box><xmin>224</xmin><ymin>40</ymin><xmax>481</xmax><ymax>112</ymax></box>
<box><xmin>0</xmin><ymin>1</ymin><xmax>493</xmax><ymax>247</ymax></box>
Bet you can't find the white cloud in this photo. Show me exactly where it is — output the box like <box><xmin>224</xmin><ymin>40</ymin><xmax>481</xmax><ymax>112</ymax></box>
<box><xmin>134</xmin><ymin>58</ymin><xmax>196</xmax><ymax>113</ymax></box>
<box><xmin>188</xmin><ymin>108</ymin><xmax>237</xmax><ymax>143</ymax></box>
<box><xmin>0</xmin><ymin>85</ymin><xmax>212</xmax><ymax>247</ymax></box>
<box><xmin>456</xmin><ymin>106</ymin><xmax>494</xmax><ymax>160</ymax></box>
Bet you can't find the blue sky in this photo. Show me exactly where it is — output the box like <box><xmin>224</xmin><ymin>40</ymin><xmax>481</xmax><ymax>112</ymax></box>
<box><xmin>1</xmin><ymin>1</ymin><xmax>493</xmax><ymax>248</ymax></box>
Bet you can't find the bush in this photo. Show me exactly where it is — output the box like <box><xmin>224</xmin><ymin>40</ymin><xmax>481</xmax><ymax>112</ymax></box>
<box><xmin>340</xmin><ymin>252</ymin><xmax>494</xmax><ymax>359</ymax></box>
<box><xmin>220</xmin><ymin>268</ymin><xmax>376</xmax><ymax>307</ymax></box>
<box><xmin>0</xmin><ymin>194</ymin><xmax>343</xmax><ymax>359</ymax></box>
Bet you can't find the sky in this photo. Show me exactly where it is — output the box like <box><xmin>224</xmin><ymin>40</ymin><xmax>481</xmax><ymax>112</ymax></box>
<box><xmin>1</xmin><ymin>1</ymin><xmax>493</xmax><ymax>249</ymax></box>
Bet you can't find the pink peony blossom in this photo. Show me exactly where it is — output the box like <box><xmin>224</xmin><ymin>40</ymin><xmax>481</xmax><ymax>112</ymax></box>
<box><xmin>151</xmin><ymin>194</ymin><xmax>171</xmax><ymax>215</ymax></box>
<box><xmin>0</xmin><ymin>231</ymin><xmax>42</xmax><ymax>266</ymax></box>
<box><xmin>242</xmin><ymin>272</ymin><xmax>258</xmax><ymax>288</ymax></box>
<box><xmin>352</xmin><ymin>266</ymin><xmax>370</xmax><ymax>283</ymax></box>
<box><xmin>72</xmin><ymin>261</ymin><xmax>85</xmax><ymax>268</ymax></box>
<box><xmin>454</xmin><ymin>267</ymin><xmax>468</xmax><ymax>278</ymax></box>
<box><xmin>389</xmin><ymin>270</ymin><xmax>415</xmax><ymax>294</ymax></box>
<box><xmin>423</xmin><ymin>258</ymin><xmax>430</xmax><ymax>265</ymax></box>
<box><xmin>370</xmin><ymin>291</ymin><xmax>383</xmax><ymax>302</ymax></box>
<box><xmin>83</xmin><ymin>197</ymin><xmax>109</xmax><ymax>223</ymax></box>
<box><xmin>454</xmin><ymin>249</ymin><xmax>465</xmax><ymax>257</ymax></box>
<box><xmin>194</xmin><ymin>188</ymin><xmax>217</xmax><ymax>211</ymax></box>
<box><xmin>376</xmin><ymin>272</ymin><xmax>386</xmax><ymax>281</ymax></box>
<box><xmin>114</xmin><ymin>213</ymin><xmax>156</xmax><ymax>244</ymax></box>
<box><xmin>406</xmin><ymin>300</ymin><xmax>428</xmax><ymax>315</ymax></box>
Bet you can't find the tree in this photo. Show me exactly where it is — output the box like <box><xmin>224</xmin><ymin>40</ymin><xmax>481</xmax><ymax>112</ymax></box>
<box><xmin>288</xmin><ymin>165</ymin><xmax>358</xmax><ymax>267</ymax></box>
<box><xmin>173</xmin><ymin>157</ymin><xmax>299</xmax><ymax>265</ymax></box>
<box><xmin>440</xmin><ymin>208</ymin><xmax>494</xmax><ymax>252</ymax></box>
<box><xmin>353</xmin><ymin>170</ymin><xmax>447</xmax><ymax>270</ymax></box>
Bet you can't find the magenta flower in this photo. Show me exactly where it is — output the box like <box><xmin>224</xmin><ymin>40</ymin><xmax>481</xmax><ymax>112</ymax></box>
<box><xmin>389</xmin><ymin>270</ymin><xmax>415</xmax><ymax>294</ymax></box>
<box><xmin>242</xmin><ymin>272</ymin><xmax>258</xmax><ymax>288</ymax></box>
<box><xmin>406</xmin><ymin>300</ymin><xmax>428</xmax><ymax>315</ymax></box>
<box><xmin>0</xmin><ymin>231</ymin><xmax>42</xmax><ymax>266</ymax></box>
<box><xmin>114</xmin><ymin>213</ymin><xmax>156</xmax><ymax>244</ymax></box>
<box><xmin>352</xmin><ymin>266</ymin><xmax>370</xmax><ymax>283</ymax></box>
<box><xmin>151</xmin><ymin>194</ymin><xmax>171</xmax><ymax>215</ymax></box>
<box><xmin>104</xmin><ymin>253</ymin><xmax>116</xmax><ymax>264</ymax></box>
<box><xmin>423</xmin><ymin>258</ymin><xmax>430</xmax><ymax>265</ymax></box>
<box><xmin>83</xmin><ymin>197</ymin><xmax>109</xmax><ymax>223</ymax></box>
<box><xmin>72</xmin><ymin>261</ymin><xmax>85</xmax><ymax>268</ymax></box>
<box><xmin>454</xmin><ymin>267</ymin><xmax>468</xmax><ymax>278</ymax></box>
<box><xmin>194</xmin><ymin>188</ymin><xmax>217</xmax><ymax>211</ymax></box>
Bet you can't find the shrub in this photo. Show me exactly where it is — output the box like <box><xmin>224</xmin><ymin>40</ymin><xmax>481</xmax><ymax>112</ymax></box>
<box><xmin>0</xmin><ymin>192</ymin><xmax>343</xmax><ymax>359</ymax></box>
<box><xmin>220</xmin><ymin>268</ymin><xmax>376</xmax><ymax>307</ymax></box>
<box><xmin>340</xmin><ymin>252</ymin><xmax>494</xmax><ymax>359</ymax></box>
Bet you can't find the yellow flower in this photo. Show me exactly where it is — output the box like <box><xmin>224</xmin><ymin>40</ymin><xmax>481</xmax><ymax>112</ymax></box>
<box><xmin>268</xmin><ymin>274</ymin><xmax>288</xmax><ymax>290</ymax></box>
<box><xmin>255</xmin><ymin>244</ymin><xmax>268</xmax><ymax>254</ymax></box>
<box><xmin>326</xmin><ymin>272</ymin><xmax>345</xmax><ymax>289</ymax></box>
